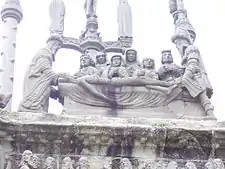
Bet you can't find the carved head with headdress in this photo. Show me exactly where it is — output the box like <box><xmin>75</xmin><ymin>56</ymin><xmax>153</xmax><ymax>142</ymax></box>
<box><xmin>28</xmin><ymin>155</ymin><xmax>40</xmax><ymax>169</ymax></box>
<box><xmin>80</xmin><ymin>54</ymin><xmax>95</xmax><ymax>69</ymax></box>
<box><xmin>96</xmin><ymin>52</ymin><xmax>107</xmax><ymax>65</ymax></box>
<box><xmin>142</xmin><ymin>58</ymin><xmax>155</xmax><ymax>69</ymax></box>
<box><xmin>204</xmin><ymin>159</ymin><xmax>215</xmax><ymax>169</ymax></box>
<box><xmin>120</xmin><ymin>158</ymin><xmax>132</xmax><ymax>169</ymax></box>
<box><xmin>185</xmin><ymin>162</ymin><xmax>197</xmax><ymax>169</ymax></box>
<box><xmin>19</xmin><ymin>150</ymin><xmax>33</xmax><ymax>167</ymax></box>
<box><xmin>161</xmin><ymin>50</ymin><xmax>173</xmax><ymax>64</ymax></box>
<box><xmin>110</xmin><ymin>55</ymin><xmax>124</xmax><ymax>67</ymax></box>
<box><xmin>213</xmin><ymin>159</ymin><xmax>225</xmax><ymax>169</ymax></box>
<box><xmin>166</xmin><ymin>161</ymin><xmax>178</xmax><ymax>169</ymax></box>
<box><xmin>44</xmin><ymin>157</ymin><xmax>57</xmax><ymax>169</ymax></box>
<box><xmin>62</xmin><ymin>157</ymin><xmax>74</xmax><ymax>169</ymax></box>
<box><xmin>77</xmin><ymin>156</ymin><xmax>89</xmax><ymax>169</ymax></box>
<box><xmin>46</xmin><ymin>33</ymin><xmax>63</xmax><ymax>61</ymax></box>
<box><xmin>124</xmin><ymin>48</ymin><xmax>138</xmax><ymax>64</ymax></box>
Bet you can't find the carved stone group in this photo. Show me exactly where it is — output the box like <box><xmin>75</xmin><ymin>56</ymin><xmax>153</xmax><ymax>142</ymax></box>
<box><xmin>18</xmin><ymin>40</ymin><xmax>214</xmax><ymax>118</ymax></box>
<box><xmin>14</xmin><ymin>150</ymin><xmax>225</xmax><ymax>169</ymax></box>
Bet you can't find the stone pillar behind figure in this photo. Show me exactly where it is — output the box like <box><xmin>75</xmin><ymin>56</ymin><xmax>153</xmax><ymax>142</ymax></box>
<box><xmin>0</xmin><ymin>0</ymin><xmax>23</xmax><ymax>110</ymax></box>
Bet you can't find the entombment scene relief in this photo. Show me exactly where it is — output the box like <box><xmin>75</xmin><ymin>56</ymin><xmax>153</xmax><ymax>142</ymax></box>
<box><xmin>0</xmin><ymin>0</ymin><xmax>208</xmax><ymax>120</ymax></box>
<box><xmin>0</xmin><ymin>0</ymin><xmax>221</xmax><ymax>168</ymax></box>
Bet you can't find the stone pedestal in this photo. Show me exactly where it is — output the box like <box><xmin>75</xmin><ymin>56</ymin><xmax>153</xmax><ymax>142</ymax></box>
<box><xmin>0</xmin><ymin>110</ymin><xmax>224</xmax><ymax>168</ymax></box>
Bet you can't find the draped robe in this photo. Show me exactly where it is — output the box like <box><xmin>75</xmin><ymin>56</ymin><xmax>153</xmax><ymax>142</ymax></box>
<box><xmin>18</xmin><ymin>48</ymin><xmax>58</xmax><ymax>112</ymax></box>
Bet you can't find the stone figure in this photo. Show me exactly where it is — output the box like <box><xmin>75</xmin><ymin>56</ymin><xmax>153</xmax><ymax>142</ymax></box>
<box><xmin>117</xmin><ymin>0</ymin><xmax>132</xmax><ymax>37</ymax></box>
<box><xmin>18</xmin><ymin>34</ymin><xmax>70</xmax><ymax>113</ymax></box>
<box><xmin>76</xmin><ymin>156</ymin><xmax>89</xmax><ymax>169</ymax></box>
<box><xmin>74</xmin><ymin>54</ymin><xmax>98</xmax><ymax>78</ymax></box>
<box><xmin>19</xmin><ymin>150</ymin><xmax>33</xmax><ymax>169</ymax></box>
<box><xmin>84</xmin><ymin>0</ymin><xmax>97</xmax><ymax>18</ymax></box>
<box><xmin>95</xmin><ymin>52</ymin><xmax>109</xmax><ymax>75</ymax></box>
<box><xmin>0</xmin><ymin>93</ymin><xmax>12</xmax><ymax>108</ymax></box>
<box><xmin>44</xmin><ymin>157</ymin><xmax>57</xmax><ymax>169</ymax></box>
<box><xmin>62</xmin><ymin>157</ymin><xmax>74</xmax><ymax>169</ymax></box>
<box><xmin>101</xmin><ymin>55</ymin><xmax>129</xmax><ymax>79</ymax></box>
<box><xmin>101</xmin><ymin>160</ymin><xmax>112</xmax><ymax>169</ymax></box>
<box><xmin>49</xmin><ymin>0</ymin><xmax>66</xmax><ymax>34</ymax></box>
<box><xmin>213</xmin><ymin>159</ymin><xmax>225</xmax><ymax>169</ymax></box>
<box><xmin>124</xmin><ymin>48</ymin><xmax>141</xmax><ymax>77</ymax></box>
<box><xmin>120</xmin><ymin>158</ymin><xmax>132</xmax><ymax>169</ymax></box>
<box><xmin>135</xmin><ymin>58</ymin><xmax>158</xmax><ymax>79</ymax></box>
<box><xmin>19</xmin><ymin>150</ymin><xmax>39</xmax><ymax>169</ymax></box>
<box><xmin>166</xmin><ymin>161</ymin><xmax>178</xmax><ymax>169</ymax></box>
<box><xmin>155</xmin><ymin>160</ymin><xmax>167</xmax><ymax>169</ymax></box>
<box><xmin>182</xmin><ymin>45</ymin><xmax>214</xmax><ymax>117</ymax></box>
<box><xmin>138</xmin><ymin>160</ymin><xmax>154</xmax><ymax>169</ymax></box>
<box><xmin>185</xmin><ymin>162</ymin><xmax>197</xmax><ymax>169</ymax></box>
<box><xmin>158</xmin><ymin>50</ymin><xmax>182</xmax><ymax>82</ymax></box>
<box><xmin>205</xmin><ymin>160</ymin><xmax>215</xmax><ymax>169</ymax></box>
<box><xmin>29</xmin><ymin>155</ymin><xmax>40</xmax><ymax>169</ymax></box>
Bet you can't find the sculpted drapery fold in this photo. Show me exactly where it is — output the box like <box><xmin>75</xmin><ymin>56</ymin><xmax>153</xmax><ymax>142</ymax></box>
<box><xmin>18</xmin><ymin>48</ymin><xmax>58</xmax><ymax>112</ymax></box>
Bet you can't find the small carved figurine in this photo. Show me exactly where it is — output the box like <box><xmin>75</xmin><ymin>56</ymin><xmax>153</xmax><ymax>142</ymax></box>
<box><xmin>166</xmin><ymin>161</ymin><xmax>178</xmax><ymax>169</ymax></box>
<box><xmin>120</xmin><ymin>158</ymin><xmax>132</xmax><ymax>169</ymax></box>
<box><xmin>74</xmin><ymin>54</ymin><xmax>98</xmax><ymax>78</ymax></box>
<box><xmin>158</xmin><ymin>50</ymin><xmax>182</xmax><ymax>82</ymax></box>
<box><xmin>205</xmin><ymin>159</ymin><xmax>215</xmax><ymax>169</ymax></box>
<box><xmin>101</xmin><ymin>159</ymin><xmax>112</xmax><ymax>169</ymax></box>
<box><xmin>29</xmin><ymin>155</ymin><xmax>40</xmax><ymax>169</ymax></box>
<box><xmin>76</xmin><ymin>156</ymin><xmax>89</xmax><ymax>169</ymax></box>
<box><xmin>19</xmin><ymin>150</ymin><xmax>33</xmax><ymax>169</ymax></box>
<box><xmin>213</xmin><ymin>159</ymin><xmax>225</xmax><ymax>169</ymax></box>
<box><xmin>124</xmin><ymin>48</ymin><xmax>141</xmax><ymax>77</ymax></box>
<box><xmin>95</xmin><ymin>52</ymin><xmax>109</xmax><ymax>75</ymax></box>
<box><xmin>62</xmin><ymin>157</ymin><xmax>74</xmax><ymax>169</ymax></box>
<box><xmin>44</xmin><ymin>157</ymin><xmax>57</xmax><ymax>169</ymax></box>
<box><xmin>102</xmin><ymin>55</ymin><xmax>129</xmax><ymax>79</ymax></box>
<box><xmin>185</xmin><ymin>162</ymin><xmax>197</xmax><ymax>169</ymax></box>
<box><xmin>134</xmin><ymin>57</ymin><xmax>158</xmax><ymax>79</ymax></box>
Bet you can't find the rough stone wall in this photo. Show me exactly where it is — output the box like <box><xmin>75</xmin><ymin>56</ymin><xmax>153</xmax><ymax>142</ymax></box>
<box><xmin>0</xmin><ymin>111</ymin><xmax>224</xmax><ymax>169</ymax></box>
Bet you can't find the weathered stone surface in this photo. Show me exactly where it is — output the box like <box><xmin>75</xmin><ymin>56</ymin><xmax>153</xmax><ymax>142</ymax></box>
<box><xmin>0</xmin><ymin>110</ymin><xmax>223</xmax><ymax>168</ymax></box>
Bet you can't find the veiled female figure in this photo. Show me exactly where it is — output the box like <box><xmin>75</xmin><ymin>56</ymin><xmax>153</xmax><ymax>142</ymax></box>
<box><xmin>124</xmin><ymin>48</ymin><xmax>141</xmax><ymax>77</ymax></box>
<box><xmin>117</xmin><ymin>0</ymin><xmax>132</xmax><ymax>37</ymax></box>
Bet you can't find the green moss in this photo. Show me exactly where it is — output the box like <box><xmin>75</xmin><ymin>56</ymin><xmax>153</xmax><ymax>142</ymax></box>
<box><xmin>152</xmin><ymin>122</ymin><xmax>168</xmax><ymax>127</ymax></box>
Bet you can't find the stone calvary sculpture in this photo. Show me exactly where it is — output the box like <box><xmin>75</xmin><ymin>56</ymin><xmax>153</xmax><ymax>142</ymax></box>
<box><xmin>0</xmin><ymin>1</ymin><xmax>224</xmax><ymax>169</ymax></box>
<box><xmin>14</xmin><ymin>0</ymin><xmax>216</xmax><ymax>120</ymax></box>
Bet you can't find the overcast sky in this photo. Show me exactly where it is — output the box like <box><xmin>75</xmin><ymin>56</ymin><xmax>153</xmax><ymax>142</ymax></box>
<box><xmin>0</xmin><ymin>0</ymin><xmax>225</xmax><ymax>120</ymax></box>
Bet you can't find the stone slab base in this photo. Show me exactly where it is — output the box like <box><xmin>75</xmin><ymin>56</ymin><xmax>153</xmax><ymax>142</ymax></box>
<box><xmin>64</xmin><ymin>99</ymin><xmax>215</xmax><ymax>120</ymax></box>
<box><xmin>0</xmin><ymin>110</ymin><xmax>224</xmax><ymax>169</ymax></box>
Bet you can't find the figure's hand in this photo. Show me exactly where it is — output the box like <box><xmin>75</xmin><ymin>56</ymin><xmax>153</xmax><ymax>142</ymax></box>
<box><xmin>137</xmin><ymin>70</ymin><xmax>145</xmax><ymax>77</ymax></box>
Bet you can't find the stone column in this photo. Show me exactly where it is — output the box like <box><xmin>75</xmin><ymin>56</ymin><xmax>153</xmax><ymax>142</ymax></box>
<box><xmin>0</xmin><ymin>0</ymin><xmax>23</xmax><ymax>110</ymax></box>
